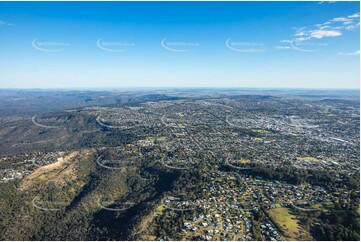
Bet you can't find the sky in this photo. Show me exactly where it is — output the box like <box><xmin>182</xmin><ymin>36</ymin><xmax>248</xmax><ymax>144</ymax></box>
<box><xmin>0</xmin><ymin>1</ymin><xmax>359</xmax><ymax>89</ymax></box>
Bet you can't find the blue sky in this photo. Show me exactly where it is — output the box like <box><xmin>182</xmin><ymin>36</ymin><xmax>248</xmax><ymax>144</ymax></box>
<box><xmin>0</xmin><ymin>1</ymin><xmax>359</xmax><ymax>89</ymax></box>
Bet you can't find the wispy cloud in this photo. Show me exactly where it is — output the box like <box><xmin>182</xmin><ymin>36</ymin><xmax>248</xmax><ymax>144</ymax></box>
<box><xmin>317</xmin><ymin>13</ymin><xmax>360</xmax><ymax>30</ymax></box>
<box><xmin>331</xmin><ymin>17</ymin><xmax>353</xmax><ymax>25</ymax></box>
<box><xmin>318</xmin><ymin>1</ymin><xmax>336</xmax><ymax>4</ymax></box>
<box><xmin>309</xmin><ymin>29</ymin><xmax>342</xmax><ymax>39</ymax></box>
<box><xmin>276</xmin><ymin>12</ymin><xmax>360</xmax><ymax>52</ymax></box>
<box><xmin>338</xmin><ymin>50</ymin><xmax>360</xmax><ymax>56</ymax></box>
<box><xmin>348</xmin><ymin>13</ymin><xmax>360</xmax><ymax>19</ymax></box>
<box><xmin>0</xmin><ymin>20</ymin><xmax>16</xmax><ymax>27</ymax></box>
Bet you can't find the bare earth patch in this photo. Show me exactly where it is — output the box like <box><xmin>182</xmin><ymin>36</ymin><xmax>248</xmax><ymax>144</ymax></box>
<box><xmin>20</xmin><ymin>150</ymin><xmax>93</xmax><ymax>191</ymax></box>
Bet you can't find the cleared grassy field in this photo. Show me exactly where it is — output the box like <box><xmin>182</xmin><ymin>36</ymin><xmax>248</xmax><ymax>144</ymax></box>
<box><xmin>268</xmin><ymin>207</ymin><xmax>311</xmax><ymax>240</ymax></box>
<box><xmin>237</xmin><ymin>159</ymin><xmax>251</xmax><ymax>164</ymax></box>
<box><xmin>310</xmin><ymin>202</ymin><xmax>334</xmax><ymax>211</ymax></box>
<box><xmin>296</xmin><ymin>156</ymin><xmax>319</xmax><ymax>162</ymax></box>
<box><xmin>251</xmin><ymin>129</ymin><xmax>271</xmax><ymax>134</ymax></box>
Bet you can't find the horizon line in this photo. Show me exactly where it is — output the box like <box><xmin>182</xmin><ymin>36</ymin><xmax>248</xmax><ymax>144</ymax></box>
<box><xmin>0</xmin><ymin>86</ymin><xmax>360</xmax><ymax>91</ymax></box>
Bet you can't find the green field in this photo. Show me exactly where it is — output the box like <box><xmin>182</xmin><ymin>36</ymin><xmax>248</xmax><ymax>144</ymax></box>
<box><xmin>296</xmin><ymin>156</ymin><xmax>319</xmax><ymax>162</ymax></box>
<box><xmin>268</xmin><ymin>207</ymin><xmax>311</xmax><ymax>240</ymax></box>
<box><xmin>251</xmin><ymin>129</ymin><xmax>271</xmax><ymax>134</ymax></box>
<box><xmin>237</xmin><ymin>159</ymin><xmax>250</xmax><ymax>164</ymax></box>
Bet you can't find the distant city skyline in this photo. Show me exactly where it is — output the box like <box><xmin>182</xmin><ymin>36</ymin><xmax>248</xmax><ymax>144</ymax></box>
<box><xmin>0</xmin><ymin>1</ymin><xmax>360</xmax><ymax>89</ymax></box>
